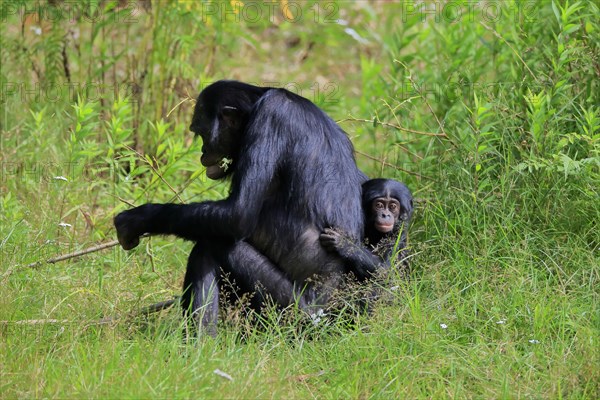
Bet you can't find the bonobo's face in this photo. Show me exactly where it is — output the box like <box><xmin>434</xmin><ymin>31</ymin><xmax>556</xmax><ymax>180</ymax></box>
<box><xmin>370</xmin><ymin>196</ymin><xmax>401</xmax><ymax>234</ymax></box>
<box><xmin>189</xmin><ymin>81</ymin><xmax>268</xmax><ymax>180</ymax></box>
<box><xmin>189</xmin><ymin>100</ymin><xmax>240</xmax><ymax>180</ymax></box>
<box><xmin>362</xmin><ymin>179</ymin><xmax>413</xmax><ymax>237</ymax></box>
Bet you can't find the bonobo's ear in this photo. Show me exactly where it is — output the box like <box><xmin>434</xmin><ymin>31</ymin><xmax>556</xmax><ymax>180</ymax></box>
<box><xmin>398</xmin><ymin>193</ymin><xmax>414</xmax><ymax>221</ymax></box>
<box><xmin>220</xmin><ymin>105</ymin><xmax>242</xmax><ymax>129</ymax></box>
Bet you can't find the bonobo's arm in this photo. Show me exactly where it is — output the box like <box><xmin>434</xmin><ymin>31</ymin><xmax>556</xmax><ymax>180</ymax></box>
<box><xmin>114</xmin><ymin>201</ymin><xmax>232</xmax><ymax>250</ymax></box>
<box><xmin>114</xmin><ymin>127</ymin><xmax>283</xmax><ymax>251</ymax></box>
<box><xmin>319</xmin><ymin>228</ymin><xmax>388</xmax><ymax>280</ymax></box>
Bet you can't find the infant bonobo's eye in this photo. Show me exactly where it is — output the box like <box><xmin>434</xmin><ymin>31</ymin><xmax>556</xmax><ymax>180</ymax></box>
<box><xmin>389</xmin><ymin>203</ymin><xmax>398</xmax><ymax>212</ymax></box>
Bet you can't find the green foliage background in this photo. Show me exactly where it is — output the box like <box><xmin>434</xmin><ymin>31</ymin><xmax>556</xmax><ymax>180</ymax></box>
<box><xmin>1</xmin><ymin>0</ymin><xmax>598</xmax><ymax>398</ymax></box>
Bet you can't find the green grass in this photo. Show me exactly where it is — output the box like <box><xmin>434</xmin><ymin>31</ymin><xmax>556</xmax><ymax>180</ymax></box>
<box><xmin>1</xmin><ymin>0</ymin><xmax>599</xmax><ymax>398</ymax></box>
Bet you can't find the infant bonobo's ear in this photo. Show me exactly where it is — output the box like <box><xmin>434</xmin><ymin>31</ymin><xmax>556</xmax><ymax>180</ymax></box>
<box><xmin>397</xmin><ymin>185</ymin><xmax>413</xmax><ymax>222</ymax></box>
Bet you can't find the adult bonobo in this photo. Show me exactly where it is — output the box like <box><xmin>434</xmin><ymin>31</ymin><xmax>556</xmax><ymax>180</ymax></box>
<box><xmin>321</xmin><ymin>179</ymin><xmax>414</xmax><ymax>280</ymax></box>
<box><xmin>114</xmin><ymin>80</ymin><xmax>367</xmax><ymax>334</ymax></box>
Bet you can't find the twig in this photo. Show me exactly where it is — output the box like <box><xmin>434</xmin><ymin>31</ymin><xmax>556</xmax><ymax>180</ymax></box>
<box><xmin>395</xmin><ymin>60</ymin><xmax>448</xmax><ymax>138</ymax></box>
<box><xmin>0</xmin><ymin>319</ymin><xmax>70</xmax><ymax>325</ymax></box>
<box><xmin>24</xmin><ymin>234</ymin><xmax>151</xmax><ymax>269</ymax></box>
<box><xmin>25</xmin><ymin>240</ymin><xmax>120</xmax><ymax>268</ymax></box>
<box><xmin>479</xmin><ymin>21</ymin><xmax>538</xmax><ymax>82</ymax></box>
<box><xmin>139</xmin><ymin>298</ymin><xmax>178</xmax><ymax>314</ymax></box>
<box><xmin>97</xmin><ymin>297</ymin><xmax>179</xmax><ymax>324</ymax></box>
<box><xmin>338</xmin><ymin>117</ymin><xmax>446</xmax><ymax>138</ymax></box>
<box><xmin>118</xmin><ymin>197</ymin><xmax>137</xmax><ymax>208</ymax></box>
<box><xmin>123</xmin><ymin>144</ymin><xmax>185</xmax><ymax>204</ymax></box>
<box><xmin>167</xmin><ymin>95</ymin><xmax>194</xmax><ymax>118</ymax></box>
<box><xmin>0</xmin><ymin>297</ymin><xmax>179</xmax><ymax>326</ymax></box>
<box><xmin>355</xmin><ymin>150</ymin><xmax>435</xmax><ymax>181</ymax></box>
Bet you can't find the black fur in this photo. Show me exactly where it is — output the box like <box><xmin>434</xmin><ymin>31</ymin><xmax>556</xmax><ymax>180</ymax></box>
<box><xmin>320</xmin><ymin>179</ymin><xmax>413</xmax><ymax>280</ymax></box>
<box><xmin>114</xmin><ymin>80</ymin><xmax>367</xmax><ymax>334</ymax></box>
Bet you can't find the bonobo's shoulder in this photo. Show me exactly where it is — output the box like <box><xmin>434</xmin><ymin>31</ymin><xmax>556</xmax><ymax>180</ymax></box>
<box><xmin>258</xmin><ymin>88</ymin><xmax>316</xmax><ymax>112</ymax></box>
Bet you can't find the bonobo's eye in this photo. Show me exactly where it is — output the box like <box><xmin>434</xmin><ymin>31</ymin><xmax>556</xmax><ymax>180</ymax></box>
<box><xmin>389</xmin><ymin>203</ymin><xmax>398</xmax><ymax>212</ymax></box>
<box><xmin>374</xmin><ymin>201</ymin><xmax>384</xmax><ymax>210</ymax></box>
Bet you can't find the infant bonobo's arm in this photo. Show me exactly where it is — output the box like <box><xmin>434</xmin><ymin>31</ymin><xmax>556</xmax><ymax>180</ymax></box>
<box><xmin>320</xmin><ymin>228</ymin><xmax>388</xmax><ymax>280</ymax></box>
<box><xmin>322</xmin><ymin>178</ymin><xmax>413</xmax><ymax>280</ymax></box>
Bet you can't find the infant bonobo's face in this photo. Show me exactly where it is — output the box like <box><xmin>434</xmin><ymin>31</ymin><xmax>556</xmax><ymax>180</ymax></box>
<box><xmin>371</xmin><ymin>197</ymin><xmax>401</xmax><ymax>233</ymax></box>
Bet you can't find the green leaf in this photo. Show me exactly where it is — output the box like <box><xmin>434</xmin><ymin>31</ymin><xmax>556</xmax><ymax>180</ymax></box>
<box><xmin>552</xmin><ymin>1</ymin><xmax>561</xmax><ymax>24</ymax></box>
<box><xmin>564</xmin><ymin>24</ymin><xmax>580</xmax><ymax>34</ymax></box>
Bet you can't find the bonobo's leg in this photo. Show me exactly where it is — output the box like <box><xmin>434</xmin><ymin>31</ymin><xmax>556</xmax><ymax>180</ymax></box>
<box><xmin>183</xmin><ymin>239</ymin><xmax>308</xmax><ymax>336</ymax></box>
<box><xmin>223</xmin><ymin>241</ymin><xmax>308</xmax><ymax>310</ymax></box>
<box><xmin>182</xmin><ymin>242</ymin><xmax>220</xmax><ymax>337</ymax></box>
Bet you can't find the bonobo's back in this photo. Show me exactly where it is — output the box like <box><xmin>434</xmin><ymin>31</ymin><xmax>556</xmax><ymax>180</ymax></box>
<box><xmin>248</xmin><ymin>87</ymin><xmax>367</xmax><ymax>239</ymax></box>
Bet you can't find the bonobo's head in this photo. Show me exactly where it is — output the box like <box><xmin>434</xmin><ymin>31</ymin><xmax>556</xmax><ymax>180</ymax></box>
<box><xmin>362</xmin><ymin>179</ymin><xmax>413</xmax><ymax>238</ymax></box>
<box><xmin>189</xmin><ymin>80</ymin><xmax>268</xmax><ymax>179</ymax></box>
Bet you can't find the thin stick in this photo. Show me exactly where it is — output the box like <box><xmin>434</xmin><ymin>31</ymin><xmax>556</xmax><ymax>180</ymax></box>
<box><xmin>338</xmin><ymin>116</ymin><xmax>447</xmax><ymax>138</ymax></box>
<box><xmin>355</xmin><ymin>150</ymin><xmax>434</xmax><ymax>181</ymax></box>
<box><xmin>480</xmin><ymin>21</ymin><xmax>537</xmax><ymax>81</ymax></box>
<box><xmin>25</xmin><ymin>240</ymin><xmax>120</xmax><ymax>268</ymax></box>
<box><xmin>139</xmin><ymin>298</ymin><xmax>177</xmax><ymax>314</ymax></box>
<box><xmin>0</xmin><ymin>319</ymin><xmax>70</xmax><ymax>325</ymax></box>
<box><xmin>97</xmin><ymin>297</ymin><xmax>179</xmax><ymax>324</ymax></box>
<box><xmin>24</xmin><ymin>234</ymin><xmax>151</xmax><ymax>268</ymax></box>
<box><xmin>0</xmin><ymin>298</ymin><xmax>179</xmax><ymax>326</ymax></box>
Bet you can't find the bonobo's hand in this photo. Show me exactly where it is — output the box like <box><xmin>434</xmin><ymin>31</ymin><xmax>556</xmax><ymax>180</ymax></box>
<box><xmin>319</xmin><ymin>228</ymin><xmax>344</xmax><ymax>254</ymax></box>
<box><xmin>114</xmin><ymin>205</ymin><xmax>153</xmax><ymax>250</ymax></box>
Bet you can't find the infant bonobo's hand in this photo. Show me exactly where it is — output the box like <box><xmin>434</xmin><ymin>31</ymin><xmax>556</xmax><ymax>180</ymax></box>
<box><xmin>114</xmin><ymin>206</ymin><xmax>152</xmax><ymax>250</ymax></box>
<box><xmin>319</xmin><ymin>228</ymin><xmax>344</xmax><ymax>253</ymax></box>
<box><xmin>320</xmin><ymin>227</ymin><xmax>379</xmax><ymax>280</ymax></box>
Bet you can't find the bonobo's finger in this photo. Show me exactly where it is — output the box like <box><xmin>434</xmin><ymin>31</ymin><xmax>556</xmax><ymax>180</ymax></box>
<box><xmin>319</xmin><ymin>232</ymin><xmax>335</xmax><ymax>244</ymax></box>
<box><xmin>355</xmin><ymin>262</ymin><xmax>378</xmax><ymax>280</ymax></box>
<box><xmin>118</xmin><ymin>234</ymin><xmax>140</xmax><ymax>250</ymax></box>
<box><xmin>319</xmin><ymin>234</ymin><xmax>338</xmax><ymax>252</ymax></box>
<box><xmin>322</xmin><ymin>228</ymin><xmax>342</xmax><ymax>238</ymax></box>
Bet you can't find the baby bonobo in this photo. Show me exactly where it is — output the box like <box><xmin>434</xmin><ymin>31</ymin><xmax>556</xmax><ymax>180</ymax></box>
<box><xmin>320</xmin><ymin>179</ymin><xmax>414</xmax><ymax>280</ymax></box>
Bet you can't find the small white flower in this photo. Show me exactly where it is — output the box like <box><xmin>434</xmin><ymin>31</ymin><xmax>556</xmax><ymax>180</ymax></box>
<box><xmin>440</xmin><ymin>323</ymin><xmax>448</xmax><ymax>329</ymax></box>
<box><xmin>314</xmin><ymin>309</ymin><xmax>326</xmax><ymax>317</ymax></box>
<box><xmin>310</xmin><ymin>309</ymin><xmax>327</xmax><ymax>326</ymax></box>
<box><xmin>30</xmin><ymin>26</ymin><xmax>42</xmax><ymax>35</ymax></box>
<box><xmin>496</xmin><ymin>320</ymin><xmax>506</xmax><ymax>324</ymax></box>
<box><xmin>529</xmin><ymin>339</ymin><xmax>540</xmax><ymax>344</ymax></box>
<box><xmin>53</xmin><ymin>176</ymin><xmax>68</xmax><ymax>181</ymax></box>
<box><xmin>390</xmin><ymin>285</ymin><xmax>399</xmax><ymax>291</ymax></box>
<box><xmin>58</xmin><ymin>222</ymin><xmax>72</xmax><ymax>227</ymax></box>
